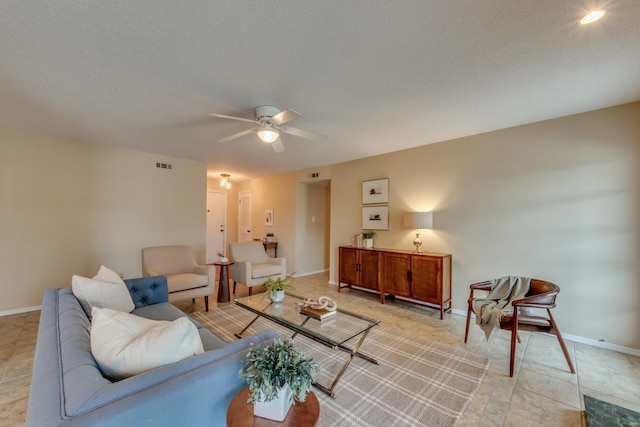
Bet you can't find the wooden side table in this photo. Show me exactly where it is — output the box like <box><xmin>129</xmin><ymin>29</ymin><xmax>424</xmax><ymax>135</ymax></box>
<box><xmin>213</xmin><ymin>261</ymin><xmax>234</xmax><ymax>303</ymax></box>
<box><xmin>226</xmin><ymin>387</ymin><xmax>319</xmax><ymax>427</ymax></box>
<box><xmin>262</xmin><ymin>241</ymin><xmax>278</xmax><ymax>258</ymax></box>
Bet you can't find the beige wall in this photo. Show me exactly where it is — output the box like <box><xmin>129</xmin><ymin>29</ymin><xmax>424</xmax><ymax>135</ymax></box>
<box><xmin>220</xmin><ymin>103</ymin><xmax>639</xmax><ymax>349</ymax></box>
<box><xmin>0</xmin><ymin>129</ymin><xmax>207</xmax><ymax>312</ymax></box>
<box><xmin>235</xmin><ymin>173</ymin><xmax>298</xmax><ymax>274</ymax></box>
<box><xmin>295</xmin><ymin>182</ymin><xmax>331</xmax><ymax>274</ymax></box>
<box><xmin>9</xmin><ymin>100</ymin><xmax>634</xmax><ymax>350</ymax></box>
<box><xmin>330</xmin><ymin>102</ymin><xmax>640</xmax><ymax>350</ymax></box>
<box><xmin>228</xmin><ymin>170</ymin><xmax>332</xmax><ymax>276</ymax></box>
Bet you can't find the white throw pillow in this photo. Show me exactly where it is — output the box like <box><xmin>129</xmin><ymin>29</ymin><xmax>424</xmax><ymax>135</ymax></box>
<box><xmin>71</xmin><ymin>265</ymin><xmax>135</xmax><ymax>317</ymax></box>
<box><xmin>90</xmin><ymin>307</ymin><xmax>204</xmax><ymax>380</ymax></box>
<box><xmin>93</xmin><ymin>265</ymin><xmax>126</xmax><ymax>285</ymax></box>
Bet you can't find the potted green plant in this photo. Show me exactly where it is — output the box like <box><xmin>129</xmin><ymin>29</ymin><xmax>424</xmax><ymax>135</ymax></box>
<box><xmin>362</xmin><ymin>230</ymin><xmax>376</xmax><ymax>248</ymax></box>
<box><xmin>263</xmin><ymin>275</ymin><xmax>294</xmax><ymax>302</ymax></box>
<box><xmin>266</xmin><ymin>232</ymin><xmax>274</xmax><ymax>243</ymax></box>
<box><xmin>239</xmin><ymin>338</ymin><xmax>319</xmax><ymax>421</ymax></box>
<box><xmin>216</xmin><ymin>251</ymin><xmax>228</xmax><ymax>263</ymax></box>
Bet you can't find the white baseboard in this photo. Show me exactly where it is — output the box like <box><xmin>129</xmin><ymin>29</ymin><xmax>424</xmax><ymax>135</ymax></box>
<box><xmin>451</xmin><ymin>308</ymin><xmax>466</xmax><ymax>316</ymax></box>
<box><xmin>0</xmin><ymin>305</ymin><xmax>41</xmax><ymax>317</ymax></box>
<box><xmin>456</xmin><ymin>310</ymin><xmax>640</xmax><ymax>357</ymax></box>
<box><xmin>292</xmin><ymin>269</ymin><xmax>329</xmax><ymax>278</ymax></box>
<box><xmin>561</xmin><ymin>333</ymin><xmax>640</xmax><ymax>357</ymax></box>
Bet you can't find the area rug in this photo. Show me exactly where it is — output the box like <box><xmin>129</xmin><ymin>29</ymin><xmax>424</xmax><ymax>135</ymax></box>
<box><xmin>193</xmin><ymin>305</ymin><xmax>488</xmax><ymax>427</ymax></box>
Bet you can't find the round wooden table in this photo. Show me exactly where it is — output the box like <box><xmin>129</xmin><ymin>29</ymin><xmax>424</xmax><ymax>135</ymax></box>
<box><xmin>226</xmin><ymin>387</ymin><xmax>320</xmax><ymax>427</ymax></box>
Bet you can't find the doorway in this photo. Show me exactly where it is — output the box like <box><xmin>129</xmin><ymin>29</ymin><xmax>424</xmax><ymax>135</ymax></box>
<box><xmin>294</xmin><ymin>180</ymin><xmax>331</xmax><ymax>275</ymax></box>
<box><xmin>206</xmin><ymin>190</ymin><xmax>227</xmax><ymax>263</ymax></box>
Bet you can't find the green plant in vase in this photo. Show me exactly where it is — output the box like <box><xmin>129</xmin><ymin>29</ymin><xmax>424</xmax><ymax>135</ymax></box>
<box><xmin>263</xmin><ymin>275</ymin><xmax>294</xmax><ymax>302</ymax></box>
<box><xmin>362</xmin><ymin>230</ymin><xmax>376</xmax><ymax>239</ymax></box>
<box><xmin>362</xmin><ymin>230</ymin><xmax>376</xmax><ymax>248</ymax></box>
<box><xmin>216</xmin><ymin>251</ymin><xmax>229</xmax><ymax>263</ymax></box>
<box><xmin>239</xmin><ymin>338</ymin><xmax>319</xmax><ymax>421</ymax></box>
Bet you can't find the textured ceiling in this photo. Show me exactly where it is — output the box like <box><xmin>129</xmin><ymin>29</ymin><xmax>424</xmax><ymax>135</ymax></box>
<box><xmin>1</xmin><ymin>1</ymin><xmax>639</xmax><ymax>181</ymax></box>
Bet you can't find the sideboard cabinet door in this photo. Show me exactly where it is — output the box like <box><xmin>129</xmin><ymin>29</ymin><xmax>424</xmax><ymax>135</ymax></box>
<box><xmin>338</xmin><ymin>247</ymin><xmax>381</xmax><ymax>292</ymax></box>
<box><xmin>359</xmin><ymin>250</ymin><xmax>381</xmax><ymax>291</ymax></box>
<box><xmin>382</xmin><ymin>253</ymin><xmax>411</xmax><ymax>297</ymax></box>
<box><xmin>339</xmin><ymin>246</ymin><xmax>359</xmax><ymax>287</ymax></box>
<box><xmin>410</xmin><ymin>255</ymin><xmax>441</xmax><ymax>304</ymax></box>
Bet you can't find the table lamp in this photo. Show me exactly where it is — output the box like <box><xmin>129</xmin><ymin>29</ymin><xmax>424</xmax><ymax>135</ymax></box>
<box><xmin>403</xmin><ymin>212</ymin><xmax>433</xmax><ymax>253</ymax></box>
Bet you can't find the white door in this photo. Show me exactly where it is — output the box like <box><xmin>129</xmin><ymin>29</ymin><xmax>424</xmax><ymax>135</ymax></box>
<box><xmin>238</xmin><ymin>191</ymin><xmax>252</xmax><ymax>242</ymax></box>
<box><xmin>206</xmin><ymin>190</ymin><xmax>227</xmax><ymax>263</ymax></box>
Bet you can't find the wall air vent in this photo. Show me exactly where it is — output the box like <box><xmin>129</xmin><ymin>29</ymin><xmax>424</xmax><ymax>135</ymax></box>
<box><xmin>156</xmin><ymin>162</ymin><xmax>173</xmax><ymax>170</ymax></box>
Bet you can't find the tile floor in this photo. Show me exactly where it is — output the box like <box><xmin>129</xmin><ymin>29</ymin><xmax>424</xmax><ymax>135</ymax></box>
<box><xmin>2</xmin><ymin>272</ymin><xmax>639</xmax><ymax>426</ymax></box>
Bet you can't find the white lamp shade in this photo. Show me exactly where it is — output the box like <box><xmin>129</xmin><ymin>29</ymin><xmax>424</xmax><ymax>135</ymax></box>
<box><xmin>403</xmin><ymin>212</ymin><xmax>433</xmax><ymax>230</ymax></box>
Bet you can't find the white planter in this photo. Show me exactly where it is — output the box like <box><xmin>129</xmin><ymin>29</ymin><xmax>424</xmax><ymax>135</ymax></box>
<box><xmin>363</xmin><ymin>238</ymin><xmax>373</xmax><ymax>249</ymax></box>
<box><xmin>267</xmin><ymin>236</ymin><xmax>274</xmax><ymax>242</ymax></box>
<box><xmin>270</xmin><ymin>289</ymin><xmax>285</xmax><ymax>303</ymax></box>
<box><xmin>220</xmin><ymin>257</ymin><xmax>228</xmax><ymax>263</ymax></box>
<box><xmin>253</xmin><ymin>384</ymin><xmax>293</xmax><ymax>421</ymax></box>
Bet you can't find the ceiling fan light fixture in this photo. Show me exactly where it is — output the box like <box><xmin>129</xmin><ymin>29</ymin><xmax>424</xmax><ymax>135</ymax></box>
<box><xmin>257</xmin><ymin>126</ymin><xmax>279</xmax><ymax>143</ymax></box>
<box><xmin>580</xmin><ymin>10</ymin><xmax>605</xmax><ymax>24</ymax></box>
<box><xmin>220</xmin><ymin>173</ymin><xmax>231</xmax><ymax>189</ymax></box>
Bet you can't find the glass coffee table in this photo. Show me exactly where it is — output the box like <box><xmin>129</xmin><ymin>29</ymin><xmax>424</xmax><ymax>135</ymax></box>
<box><xmin>234</xmin><ymin>293</ymin><xmax>380</xmax><ymax>398</ymax></box>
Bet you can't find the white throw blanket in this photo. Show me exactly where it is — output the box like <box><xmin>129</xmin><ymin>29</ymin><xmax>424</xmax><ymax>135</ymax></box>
<box><xmin>472</xmin><ymin>276</ymin><xmax>531</xmax><ymax>340</ymax></box>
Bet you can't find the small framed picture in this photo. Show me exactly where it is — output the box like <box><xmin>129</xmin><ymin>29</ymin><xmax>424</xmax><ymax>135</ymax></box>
<box><xmin>264</xmin><ymin>209</ymin><xmax>274</xmax><ymax>227</ymax></box>
<box><xmin>362</xmin><ymin>206</ymin><xmax>389</xmax><ymax>230</ymax></box>
<box><xmin>362</xmin><ymin>178</ymin><xmax>389</xmax><ymax>204</ymax></box>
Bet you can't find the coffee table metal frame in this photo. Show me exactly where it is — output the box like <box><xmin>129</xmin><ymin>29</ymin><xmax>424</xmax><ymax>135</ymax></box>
<box><xmin>234</xmin><ymin>293</ymin><xmax>380</xmax><ymax>398</ymax></box>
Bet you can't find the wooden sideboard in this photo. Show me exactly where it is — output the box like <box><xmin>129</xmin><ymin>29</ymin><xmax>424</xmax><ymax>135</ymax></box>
<box><xmin>338</xmin><ymin>246</ymin><xmax>452</xmax><ymax>319</ymax></box>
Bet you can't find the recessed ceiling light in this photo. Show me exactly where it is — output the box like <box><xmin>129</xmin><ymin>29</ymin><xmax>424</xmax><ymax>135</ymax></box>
<box><xmin>581</xmin><ymin>10</ymin><xmax>605</xmax><ymax>24</ymax></box>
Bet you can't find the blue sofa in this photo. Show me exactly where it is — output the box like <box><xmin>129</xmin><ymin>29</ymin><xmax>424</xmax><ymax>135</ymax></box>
<box><xmin>26</xmin><ymin>276</ymin><xmax>278</xmax><ymax>426</ymax></box>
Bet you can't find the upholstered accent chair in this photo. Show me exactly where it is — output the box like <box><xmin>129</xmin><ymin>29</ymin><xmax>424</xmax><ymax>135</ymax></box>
<box><xmin>141</xmin><ymin>245</ymin><xmax>215</xmax><ymax>311</ymax></box>
<box><xmin>228</xmin><ymin>242</ymin><xmax>286</xmax><ymax>295</ymax></box>
<box><xmin>464</xmin><ymin>277</ymin><xmax>575</xmax><ymax>377</ymax></box>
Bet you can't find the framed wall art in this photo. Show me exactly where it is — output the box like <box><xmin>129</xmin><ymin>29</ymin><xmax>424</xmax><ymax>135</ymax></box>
<box><xmin>362</xmin><ymin>178</ymin><xmax>389</xmax><ymax>204</ymax></box>
<box><xmin>264</xmin><ymin>209</ymin><xmax>274</xmax><ymax>227</ymax></box>
<box><xmin>362</xmin><ymin>206</ymin><xmax>389</xmax><ymax>230</ymax></box>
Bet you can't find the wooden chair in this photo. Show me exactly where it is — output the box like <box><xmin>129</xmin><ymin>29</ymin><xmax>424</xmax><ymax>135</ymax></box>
<box><xmin>464</xmin><ymin>278</ymin><xmax>576</xmax><ymax>377</ymax></box>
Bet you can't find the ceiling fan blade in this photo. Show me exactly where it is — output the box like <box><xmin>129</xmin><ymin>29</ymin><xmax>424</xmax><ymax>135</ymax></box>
<box><xmin>271</xmin><ymin>109</ymin><xmax>301</xmax><ymax>126</ymax></box>
<box><xmin>280</xmin><ymin>125</ymin><xmax>327</xmax><ymax>142</ymax></box>
<box><xmin>271</xmin><ymin>139</ymin><xmax>285</xmax><ymax>153</ymax></box>
<box><xmin>219</xmin><ymin>128</ymin><xmax>257</xmax><ymax>143</ymax></box>
<box><xmin>210</xmin><ymin>113</ymin><xmax>257</xmax><ymax>124</ymax></box>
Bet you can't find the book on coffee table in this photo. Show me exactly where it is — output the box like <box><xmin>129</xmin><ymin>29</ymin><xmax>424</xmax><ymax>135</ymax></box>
<box><xmin>299</xmin><ymin>306</ymin><xmax>336</xmax><ymax>320</ymax></box>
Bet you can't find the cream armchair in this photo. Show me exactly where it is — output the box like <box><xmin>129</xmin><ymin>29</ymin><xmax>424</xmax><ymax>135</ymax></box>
<box><xmin>141</xmin><ymin>245</ymin><xmax>215</xmax><ymax>311</ymax></box>
<box><xmin>229</xmin><ymin>242</ymin><xmax>286</xmax><ymax>295</ymax></box>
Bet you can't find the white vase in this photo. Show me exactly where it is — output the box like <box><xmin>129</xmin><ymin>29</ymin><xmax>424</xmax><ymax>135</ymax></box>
<box><xmin>363</xmin><ymin>238</ymin><xmax>373</xmax><ymax>249</ymax></box>
<box><xmin>220</xmin><ymin>257</ymin><xmax>228</xmax><ymax>263</ymax></box>
<box><xmin>270</xmin><ymin>289</ymin><xmax>285</xmax><ymax>303</ymax></box>
<box><xmin>253</xmin><ymin>384</ymin><xmax>293</xmax><ymax>421</ymax></box>
<box><xmin>267</xmin><ymin>236</ymin><xmax>273</xmax><ymax>242</ymax></box>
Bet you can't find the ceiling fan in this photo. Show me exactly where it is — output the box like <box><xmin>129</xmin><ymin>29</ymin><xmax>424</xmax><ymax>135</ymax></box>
<box><xmin>210</xmin><ymin>105</ymin><xmax>326</xmax><ymax>153</ymax></box>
